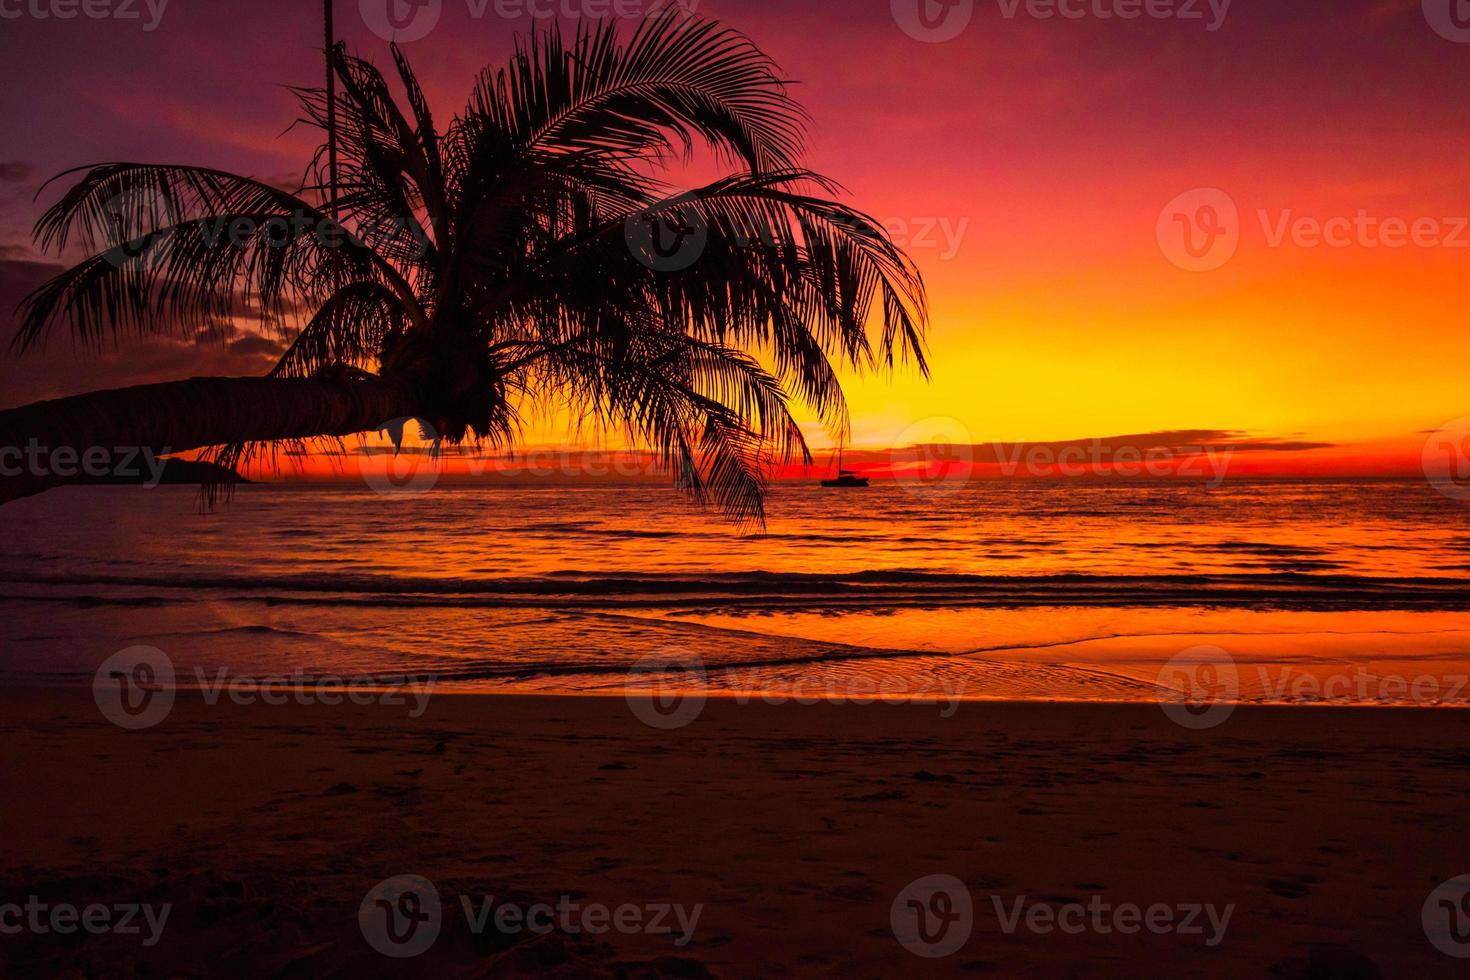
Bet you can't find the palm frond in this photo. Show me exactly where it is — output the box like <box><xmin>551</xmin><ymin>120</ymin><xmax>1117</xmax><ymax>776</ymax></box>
<box><xmin>15</xmin><ymin>16</ymin><xmax>930</xmax><ymax>529</ymax></box>
<box><xmin>526</xmin><ymin>326</ymin><xmax>805</xmax><ymax>528</ymax></box>
<box><xmin>17</xmin><ymin>163</ymin><xmax>409</xmax><ymax>350</ymax></box>
<box><xmin>271</xmin><ymin>281</ymin><xmax>409</xmax><ymax>379</ymax></box>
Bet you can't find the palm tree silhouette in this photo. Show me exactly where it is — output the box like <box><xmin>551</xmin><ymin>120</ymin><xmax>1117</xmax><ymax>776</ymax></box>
<box><xmin>1</xmin><ymin>16</ymin><xmax>928</xmax><ymax>525</ymax></box>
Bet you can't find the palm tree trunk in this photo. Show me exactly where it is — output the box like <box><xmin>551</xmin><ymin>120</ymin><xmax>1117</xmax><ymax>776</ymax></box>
<box><xmin>0</xmin><ymin>375</ymin><xmax>417</xmax><ymax>504</ymax></box>
<box><xmin>325</xmin><ymin>0</ymin><xmax>338</xmax><ymax>220</ymax></box>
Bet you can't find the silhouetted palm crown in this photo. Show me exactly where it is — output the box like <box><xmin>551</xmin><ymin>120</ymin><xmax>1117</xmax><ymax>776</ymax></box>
<box><xmin>19</xmin><ymin>16</ymin><xmax>927</xmax><ymax>524</ymax></box>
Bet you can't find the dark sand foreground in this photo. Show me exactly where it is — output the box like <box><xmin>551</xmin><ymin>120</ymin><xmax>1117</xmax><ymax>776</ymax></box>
<box><xmin>2</xmin><ymin>689</ymin><xmax>1469</xmax><ymax>977</ymax></box>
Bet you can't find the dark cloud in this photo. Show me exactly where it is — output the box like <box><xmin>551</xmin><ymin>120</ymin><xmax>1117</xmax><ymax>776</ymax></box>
<box><xmin>227</xmin><ymin>334</ymin><xmax>286</xmax><ymax>359</ymax></box>
<box><xmin>1081</xmin><ymin>430</ymin><xmax>1337</xmax><ymax>455</ymax></box>
<box><xmin>0</xmin><ymin>259</ymin><xmax>285</xmax><ymax>410</ymax></box>
<box><xmin>0</xmin><ymin>258</ymin><xmax>60</xmax><ymax>308</ymax></box>
<box><xmin>866</xmin><ymin>431</ymin><xmax>1336</xmax><ymax>468</ymax></box>
<box><xmin>0</xmin><ymin>163</ymin><xmax>35</xmax><ymax>184</ymax></box>
<box><xmin>262</xmin><ymin>173</ymin><xmax>308</xmax><ymax>194</ymax></box>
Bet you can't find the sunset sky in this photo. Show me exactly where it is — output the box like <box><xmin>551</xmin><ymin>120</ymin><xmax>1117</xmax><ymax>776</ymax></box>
<box><xmin>1</xmin><ymin>0</ymin><xmax>1468</xmax><ymax>476</ymax></box>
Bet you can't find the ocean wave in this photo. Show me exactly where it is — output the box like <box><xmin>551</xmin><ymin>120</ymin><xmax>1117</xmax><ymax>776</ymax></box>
<box><xmin>4</xmin><ymin>569</ymin><xmax>1470</xmax><ymax>612</ymax></box>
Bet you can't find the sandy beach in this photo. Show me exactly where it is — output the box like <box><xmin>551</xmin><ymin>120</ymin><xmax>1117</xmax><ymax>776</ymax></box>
<box><xmin>3</xmin><ymin>688</ymin><xmax>1467</xmax><ymax>976</ymax></box>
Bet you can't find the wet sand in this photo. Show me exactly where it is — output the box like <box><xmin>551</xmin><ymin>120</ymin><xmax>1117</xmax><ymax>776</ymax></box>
<box><xmin>2</xmin><ymin>689</ymin><xmax>1468</xmax><ymax>976</ymax></box>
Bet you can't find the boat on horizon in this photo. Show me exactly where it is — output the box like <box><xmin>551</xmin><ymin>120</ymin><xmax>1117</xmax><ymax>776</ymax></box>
<box><xmin>821</xmin><ymin>451</ymin><xmax>870</xmax><ymax>488</ymax></box>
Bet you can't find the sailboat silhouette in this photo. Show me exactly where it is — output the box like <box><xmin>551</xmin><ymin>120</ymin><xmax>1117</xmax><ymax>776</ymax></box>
<box><xmin>821</xmin><ymin>449</ymin><xmax>870</xmax><ymax>488</ymax></box>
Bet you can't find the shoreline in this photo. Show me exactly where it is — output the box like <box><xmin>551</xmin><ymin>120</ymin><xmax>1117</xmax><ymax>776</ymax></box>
<box><xmin>15</xmin><ymin>676</ymin><xmax>1470</xmax><ymax>710</ymax></box>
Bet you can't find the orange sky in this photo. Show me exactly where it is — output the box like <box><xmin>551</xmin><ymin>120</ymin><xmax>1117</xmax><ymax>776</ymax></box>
<box><xmin>2</xmin><ymin>0</ymin><xmax>1468</xmax><ymax>478</ymax></box>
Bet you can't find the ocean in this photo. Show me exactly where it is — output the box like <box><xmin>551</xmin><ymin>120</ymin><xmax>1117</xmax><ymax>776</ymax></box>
<box><xmin>3</xmin><ymin>479</ymin><xmax>1469</xmax><ymax>706</ymax></box>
